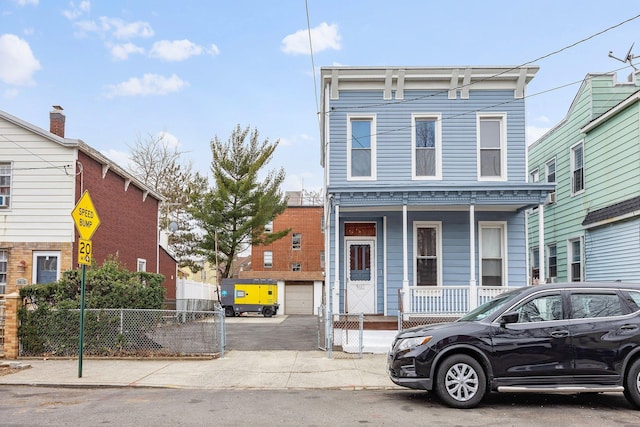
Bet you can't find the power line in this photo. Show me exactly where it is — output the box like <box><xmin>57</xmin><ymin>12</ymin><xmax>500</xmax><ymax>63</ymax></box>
<box><xmin>327</xmin><ymin>13</ymin><xmax>640</xmax><ymax>112</ymax></box>
<box><xmin>305</xmin><ymin>0</ymin><xmax>320</xmax><ymax>125</ymax></box>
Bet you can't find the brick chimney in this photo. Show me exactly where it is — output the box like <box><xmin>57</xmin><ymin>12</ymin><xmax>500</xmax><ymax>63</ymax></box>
<box><xmin>49</xmin><ymin>105</ymin><xmax>65</xmax><ymax>137</ymax></box>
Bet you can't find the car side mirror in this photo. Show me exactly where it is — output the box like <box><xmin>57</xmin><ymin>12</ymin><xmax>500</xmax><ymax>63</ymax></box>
<box><xmin>500</xmin><ymin>311</ymin><xmax>519</xmax><ymax>326</ymax></box>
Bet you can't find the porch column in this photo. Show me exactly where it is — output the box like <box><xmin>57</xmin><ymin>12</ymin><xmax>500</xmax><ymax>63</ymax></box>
<box><xmin>469</xmin><ymin>204</ymin><xmax>477</xmax><ymax>310</ymax></box>
<box><xmin>383</xmin><ymin>215</ymin><xmax>388</xmax><ymax>316</ymax></box>
<box><xmin>333</xmin><ymin>204</ymin><xmax>340</xmax><ymax>313</ymax></box>
<box><xmin>402</xmin><ymin>204</ymin><xmax>409</xmax><ymax>312</ymax></box>
<box><xmin>538</xmin><ymin>204</ymin><xmax>546</xmax><ymax>284</ymax></box>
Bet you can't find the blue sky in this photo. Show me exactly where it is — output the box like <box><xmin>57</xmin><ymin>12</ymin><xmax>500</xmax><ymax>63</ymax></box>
<box><xmin>2</xmin><ymin>1</ymin><xmax>640</xmax><ymax>193</ymax></box>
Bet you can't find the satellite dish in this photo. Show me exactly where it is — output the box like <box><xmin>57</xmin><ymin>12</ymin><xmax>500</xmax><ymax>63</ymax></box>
<box><xmin>168</xmin><ymin>221</ymin><xmax>178</xmax><ymax>232</ymax></box>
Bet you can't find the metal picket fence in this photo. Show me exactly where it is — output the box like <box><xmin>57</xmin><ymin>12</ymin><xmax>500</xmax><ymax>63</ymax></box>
<box><xmin>19</xmin><ymin>308</ymin><xmax>225</xmax><ymax>358</ymax></box>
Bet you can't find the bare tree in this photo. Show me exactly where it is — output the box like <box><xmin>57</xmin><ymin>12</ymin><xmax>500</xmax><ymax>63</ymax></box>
<box><xmin>128</xmin><ymin>132</ymin><xmax>208</xmax><ymax>271</ymax></box>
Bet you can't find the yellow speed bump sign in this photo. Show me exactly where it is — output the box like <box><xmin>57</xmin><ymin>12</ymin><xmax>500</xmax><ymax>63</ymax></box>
<box><xmin>71</xmin><ymin>190</ymin><xmax>101</xmax><ymax>240</ymax></box>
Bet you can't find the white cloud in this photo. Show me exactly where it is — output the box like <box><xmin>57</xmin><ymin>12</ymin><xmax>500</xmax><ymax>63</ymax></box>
<box><xmin>109</xmin><ymin>42</ymin><xmax>144</xmax><ymax>60</ymax></box>
<box><xmin>150</xmin><ymin>39</ymin><xmax>203</xmax><ymax>61</ymax></box>
<box><xmin>209</xmin><ymin>43</ymin><xmax>220</xmax><ymax>55</ymax></box>
<box><xmin>75</xmin><ymin>16</ymin><xmax>154</xmax><ymax>39</ymax></box>
<box><xmin>535</xmin><ymin>115</ymin><xmax>551</xmax><ymax>123</ymax></box>
<box><xmin>14</xmin><ymin>0</ymin><xmax>38</xmax><ymax>6</ymax></box>
<box><xmin>3</xmin><ymin>88</ymin><xmax>19</xmax><ymax>98</ymax></box>
<box><xmin>0</xmin><ymin>34</ymin><xmax>41</xmax><ymax>85</ymax></box>
<box><xmin>527</xmin><ymin>126</ymin><xmax>551</xmax><ymax>145</ymax></box>
<box><xmin>281</xmin><ymin>22</ymin><xmax>341</xmax><ymax>55</ymax></box>
<box><xmin>105</xmin><ymin>73</ymin><xmax>188</xmax><ymax>98</ymax></box>
<box><xmin>157</xmin><ymin>131</ymin><xmax>180</xmax><ymax>148</ymax></box>
<box><xmin>101</xmin><ymin>148</ymin><xmax>132</xmax><ymax>170</ymax></box>
<box><xmin>63</xmin><ymin>1</ymin><xmax>90</xmax><ymax>20</ymax></box>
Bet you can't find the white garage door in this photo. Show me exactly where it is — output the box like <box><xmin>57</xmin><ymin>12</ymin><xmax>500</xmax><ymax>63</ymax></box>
<box><xmin>285</xmin><ymin>282</ymin><xmax>314</xmax><ymax>314</ymax></box>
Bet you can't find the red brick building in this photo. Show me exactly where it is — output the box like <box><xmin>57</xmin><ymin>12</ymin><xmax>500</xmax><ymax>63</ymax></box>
<box><xmin>0</xmin><ymin>107</ymin><xmax>176</xmax><ymax>302</ymax></box>
<box><xmin>240</xmin><ymin>192</ymin><xmax>324</xmax><ymax>314</ymax></box>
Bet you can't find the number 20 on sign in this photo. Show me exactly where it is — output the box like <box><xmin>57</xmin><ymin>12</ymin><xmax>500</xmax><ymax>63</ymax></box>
<box><xmin>78</xmin><ymin>239</ymin><xmax>92</xmax><ymax>265</ymax></box>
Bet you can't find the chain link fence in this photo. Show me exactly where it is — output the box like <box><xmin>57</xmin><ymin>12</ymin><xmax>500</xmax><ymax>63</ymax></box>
<box><xmin>397</xmin><ymin>312</ymin><xmax>461</xmax><ymax>331</ymax></box>
<box><xmin>19</xmin><ymin>308</ymin><xmax>225</xmax><ymax>358</ymax></box>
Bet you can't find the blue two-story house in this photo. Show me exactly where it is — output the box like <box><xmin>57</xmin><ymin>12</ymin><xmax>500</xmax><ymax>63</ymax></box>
<box><xmin>319</xmin><ymin>66</ymin><xmax>555</xmax><ymax>317</ymax></box>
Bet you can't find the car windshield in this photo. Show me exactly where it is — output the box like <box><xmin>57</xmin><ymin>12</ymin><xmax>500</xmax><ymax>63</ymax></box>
<box><xmin>457</xmin><ymin>290</ymin><xmax>522</xmax><ymax>321</ymax></box>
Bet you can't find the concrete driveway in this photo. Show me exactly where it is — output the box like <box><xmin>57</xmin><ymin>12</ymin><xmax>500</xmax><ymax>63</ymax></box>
<box><xmin>224</xmin><ymin>315</ymin><xmax>319</xmax><ymax>351</ymax></box>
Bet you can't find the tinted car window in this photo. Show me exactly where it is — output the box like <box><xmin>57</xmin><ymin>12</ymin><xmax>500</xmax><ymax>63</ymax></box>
<box><xmin>626</xmin><ymin>291</ymin><xmax>640</xmax><ymax>310</ymax></box>
<box><xmin>514</xmin><ymin>294</ymin><xmax>562</xmax><ymax>323</ymax></box>
<box><xmin>570</xmin><ymin>293</ymin><xmax>622</xmax><ymax>318</ymax></box>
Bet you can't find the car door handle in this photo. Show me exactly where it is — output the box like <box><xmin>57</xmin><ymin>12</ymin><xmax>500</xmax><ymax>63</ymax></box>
<box><xmin>620</xmin><ymin>325</ymin><xmax>639</xmax><ymax>332</ymax></box>
<box><xmin>550</xmin><ymin>330</ymin><xmax>570</xmax><ymax>338</ymax></box>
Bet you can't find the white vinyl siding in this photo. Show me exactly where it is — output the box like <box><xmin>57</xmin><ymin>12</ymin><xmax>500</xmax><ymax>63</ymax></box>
<box><xmin>477</xmin><ymin>113</ymin><xmax>507</xmax><ymax>181</ymax></box>
<box><xmin>0</xmin><ymin>117</ymin><xmax>76</xmax><ymax>242</ymax></box>
<box><xmin>411</xmin><ymin>114</ymin><xmax>442</xmax><ymax>180</ymax></box>
<box><xmin>347</xmin><ymin>114</ymin><xmax>376</xmax><ymax>180</ymax></box>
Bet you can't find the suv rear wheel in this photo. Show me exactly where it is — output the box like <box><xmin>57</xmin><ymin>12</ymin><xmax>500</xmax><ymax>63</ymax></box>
<box><xmin>436</xmin><ymin>354</ymin><xmax>486</xmax><ymax>409</ymax></box>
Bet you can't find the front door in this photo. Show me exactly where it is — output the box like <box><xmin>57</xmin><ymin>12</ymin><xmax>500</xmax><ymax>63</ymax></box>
<box><xmin>346</xmin><ymin>240</ymin><xmax>375</xmax><ymax>314</ymax></box>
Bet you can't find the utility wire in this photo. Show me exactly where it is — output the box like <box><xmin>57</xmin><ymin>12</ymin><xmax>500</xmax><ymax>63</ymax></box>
<box><xmin>328</xmin><ymin>13</ymin><xmax>640</xmax><ymax>112</ymax></box>
<box><xmin>305</xmin><ymin>0</ymin><xmax>320</xmax><ymax>125</ymax></box>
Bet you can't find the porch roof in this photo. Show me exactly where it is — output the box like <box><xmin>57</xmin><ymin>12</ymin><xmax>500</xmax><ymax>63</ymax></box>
<box><xmin>329</xmin><ymin>183</ymin><xmax>555</xmax><ymax>211</ymax></box>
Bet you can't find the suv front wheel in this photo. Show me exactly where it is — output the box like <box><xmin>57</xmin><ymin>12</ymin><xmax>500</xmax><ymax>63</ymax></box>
<box><xmin>624</xmin><ymin>358</ymin><xmax>640</xmax><ymax>409</ymax></box>
<box><xmin>436</xmin><ymin>354</ymin><xmax>486</xmax><ymax>409</ymax></box>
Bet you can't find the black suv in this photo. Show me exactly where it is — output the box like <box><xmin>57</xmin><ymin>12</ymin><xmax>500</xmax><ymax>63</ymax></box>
<box><xmin>388</xmin><ymin>282</ymin><xmax>640</xmax><ymax>409</ymax></box>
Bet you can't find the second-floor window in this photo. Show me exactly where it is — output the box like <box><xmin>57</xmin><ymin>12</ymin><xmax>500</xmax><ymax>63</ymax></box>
<box><xmin>348</xmin><ymin>115</ymin><xmax>376</xmax><ymax>180</ymax></box>
<box><xmin>292</xmin><ymin>262</ymin><xmax>301</xmax><ymax>272</ymax></box>
<box><xmin>546</xmin><ymin>158</ymin><xmax>556</xmax><ymax>183</ymax></box>
<box><xmin>292</xmin><ymin>233</ymin><xmax>301</xmax><ymax>250</ymax></box>
<box><xmin>571</xmin><ymin>142</ymin><xmax>584</xmax><ymax>194</ymax></box>
<box><xmin>0</xmin><ymin>163</ymin><xmax>12</xmax><ymax>209</ymax></box>
<box><xmin>530</xmin><ymin>169</ymin><xmax>539</xmax><ymax>183</ymax></box>
<box><xmin>264</xmin><ymin>220</ymin><xmax>273</xmax><ymax>233</ymax></box>
<box><xmin>264</xmin><ymin>251</ymin><xmax>273</xmax><ymax>268</ymax></box>
<box><xmin>477</xmin><ymin>114</ymin><xmax>506</xmax><ymax>180</ymax></box>
<box><xmin>320</xmin><ymin>250</ymin><xmax>325</xmax><ymax>269</ymax></box>
<box><xmin>412</xmin><ymin>114</ymin><xmax>441</xmax><ymax>179</ymax></box>
<box><xmin>137</xmin><ymin>258</ymin><xmax>147</xmax><ymax>272</ymax></box>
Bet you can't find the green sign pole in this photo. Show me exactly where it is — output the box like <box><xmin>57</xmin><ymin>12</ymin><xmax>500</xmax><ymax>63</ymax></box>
<box><xmin>78</xmin><ymin>264</ymin><xmax>86</xmax><ymax>378</ymax></box>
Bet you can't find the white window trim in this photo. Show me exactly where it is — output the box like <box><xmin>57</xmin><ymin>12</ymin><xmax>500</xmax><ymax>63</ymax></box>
<box><xmin>546</xmin><ymin>243</ymin><xmax>557</xmax><ymax>282</ymax></box>
<box><xmin>567</xmin><ymin>237</ymin><xmax>584</xmax><ymax>281</ymax></box>
<box><xmin>137</xmin><ymin>258</ymin><xmax>147</xmax><ymax>272</ymax></box>
<box><xmin>347</xmin><ymin>114</ymin><xmax>377</xmax><ymax>181</ymax></box>
<box><xmin>264</xmin><ymin>250</ymin><xmax>273</xmax><ymax>268</ymax></box>
<box><xmin>529</xmin><ymin>168</ymin><xmax>539</xmax><ymax>183</ymax></box>
<box><xmin>478</xmin><ymin>221</ymin><xmax>508</xmax><ymax>287</ymax></box>
<box><xmin>570</xmin><ymin>140</ymin><xmax>584</xmax><ymax>196</ymax></box>
<box><xmin>32</xmin><ymin>251</ymin><xmax>61</xmax><ymax>284</ymax></box>
<box><xmin>411</xmin><ymin>113</ymin><xmax>442</xmax><ymax>180</ymax></box>
<box><xmin>413</xmin><ymin>221</ymin><xmax>443</xmax><ymax>287</ymax></box>
<box><xmin>476</xmin><ymin>113</ymin><xmax>507</xmax><ymax>181</ymax></box>
<box><xmin>545</xmin><ymin>157</ymin><xmax>557</xmax><ymax>183</ymax></box>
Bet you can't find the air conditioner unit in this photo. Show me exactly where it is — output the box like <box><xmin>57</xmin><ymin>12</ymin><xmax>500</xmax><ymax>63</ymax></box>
<box><xmin>0</xmin><ymin>195</ymin><xmax>7</xmax><ymax>208</ymax></box>
<box><xmin>545</xmin><ymin>192</ymin><xmax>556</xmax><ymax>205</ymax></box>
<box><xmin>549</xmin><ymin>277</ymin><xmax>557</xmax><ymax>283</ymax></box>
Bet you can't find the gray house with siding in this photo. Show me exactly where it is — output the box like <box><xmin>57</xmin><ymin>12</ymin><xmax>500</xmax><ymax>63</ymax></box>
<box><xmin>320</xmin><ymin>66</ymin><xmax>554</xmax><ymax>317</ymax></box>
<box><xmin>528</xmin><ymin>71</ymin><xmax>640</xmax><ymax>284</ymax></box>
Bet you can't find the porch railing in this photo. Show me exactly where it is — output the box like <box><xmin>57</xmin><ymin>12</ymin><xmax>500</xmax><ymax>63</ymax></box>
<box><xmin>402</xmin><ymin>285</ymin><xmax>520</xmax><ymax>315</ymax></box>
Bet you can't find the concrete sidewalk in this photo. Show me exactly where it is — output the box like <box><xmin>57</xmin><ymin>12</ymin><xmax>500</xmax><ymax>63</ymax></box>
<box><xmin>0</xmin><ymin>351</ymin><xmax>401</xmax><ymax>390</ymax></box>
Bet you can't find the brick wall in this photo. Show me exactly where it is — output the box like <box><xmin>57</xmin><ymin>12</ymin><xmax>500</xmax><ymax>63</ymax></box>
<box><xmin>75</xmin><ymin>151</ymin><xmax>159</xmax><ymax>272</ymax></box>
<box><xmin>2</xmin><ymin>242</ymin><xmax>73</xmax><ymax>295</ymax></box>
<box><xmin>252</xmin><ymin>206</ymin><xmax>324</xmax><ymax>273</ymax></box>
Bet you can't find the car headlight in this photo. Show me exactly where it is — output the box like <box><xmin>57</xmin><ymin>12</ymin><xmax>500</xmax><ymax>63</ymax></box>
<box><xmin>396</xmin><ymin>336</ymin><xmax>432</xmax><ymax>353</ymax></box>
